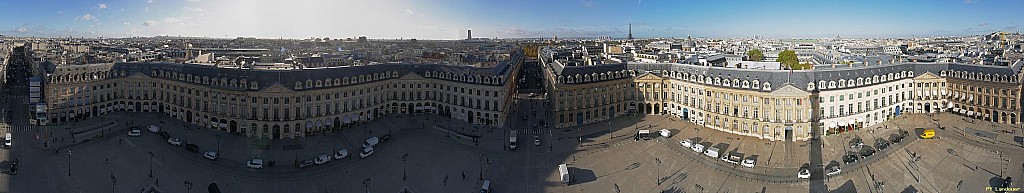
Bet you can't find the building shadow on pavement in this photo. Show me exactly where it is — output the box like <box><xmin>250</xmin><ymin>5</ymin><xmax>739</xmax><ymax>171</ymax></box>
<box><xmin>828</xmin><ymin>179</ymin><xmax>857</xmax><ymax>193</ymax></box>
<box><xmin>570</xmin><ymin>167</ymin><xmax>597</xmax><ymax>185</ymax></box>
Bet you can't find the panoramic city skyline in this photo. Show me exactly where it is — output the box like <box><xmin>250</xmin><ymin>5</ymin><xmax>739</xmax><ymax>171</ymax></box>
<box><xmin>2</xmin><ymin>0</ymin><xmax>1023</xmax><ymax>39</ymax></box>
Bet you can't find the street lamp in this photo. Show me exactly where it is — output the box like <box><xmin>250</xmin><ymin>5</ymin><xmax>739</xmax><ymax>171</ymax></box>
<box><xmin>478</xmin><ymin>154</ymin><xmax>484</xmax><ymax>180</ymax></box>
<box><xmin>362</xmin><ymin>178</ymin><xmax>371</xmax><ymax>193</ymax></box>
<box><xmin>148</xmin><ymin>151</ymin><xmax>154</xmax><ymax>177</ymax></box>
<box><xmin>184</xmin><ymin>180</ymin><xmax>193</xmax><ymax>193</ymax></box>
<box><xmin>656</xmin><ymin>157</ymin><xmax>661</xmax><ymax>185</ymax></box>
<box><xmin>110</xmin><ymin>175</ymin><xmax>116</xmax><ymax>193</ymax></box>
<box><xmin>184</xmin><ymin>126</ymin><xmax>189</xmax><ymax>144</ymax></box>
<box><xmin>67</xmin><ymin>149</ymin><xmax>72</xmax><ymax>176</ymax></box>
<box><xmin>216</xmin><ymin>134</ymin><xmax>222</xmax><ymax>153</ymax></box>
<box><xmin>402</xmin><ymin>153</ymin><xmax>408</xmax><ymax>180</ymax></box>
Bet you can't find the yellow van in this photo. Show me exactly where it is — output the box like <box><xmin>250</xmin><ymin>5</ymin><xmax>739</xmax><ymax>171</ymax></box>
<box><xmin>919</xmin><ymin>129</ymin><xmax>935</xmax><ymax>139</ymax></box>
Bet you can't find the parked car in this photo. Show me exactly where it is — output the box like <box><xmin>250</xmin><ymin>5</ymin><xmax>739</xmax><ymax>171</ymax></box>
<box><xmin>843</xmin><ymin>154</ymin><xmax>858</xmax><ymax>164</ymax></box>
<box><xmin>889</xmin><ymin>134</ymin><xmax>903</xmax><ymax>144</ymax></box>
<box><xmin>741</xmin><ymin>158</ymin><xmax>756</xmax><ymax>168</ymax></box>
<box><xmin>246</xmin><ymin>159</ymin><xmax>264</xmax><ymax>169</ymax></box>
<box><xmin>849</xmin><ymin>139</ymin><xmax>863</xmax><ymax>148</ymax></box>
<box><xmin>128</xmin><ymin>128</ymin><xmax>142</xmax><ymax>137</ymax></box>
<box><xmin>167</xmin><ymin>138</ymin><xmax>182</xmax><ymax>146</ymax></box>
<box><xmin>860</xmin><ymin>148</ymin><xmax>876</xmax><ymax>158</ymax></box>
<box><xmin>876</xmin><ymin>139</ymin><xmax>890</xmax><ymax>150</ymax></box>
<box><xmin>360</xmin><ymin>147</ymin><xmax>375</xmax><ymax>159</ymax></box>
<box><xmin>185</xmin><ymin>144</ymin><xmax>199</xmax><ymax>153</ymax></box>
<box><xmin>334</xmin><ymin>149</ymin><xmax>349</xmax><ymax>159</ymax></box>
<box><xmin>157</xmin><ymin>131</ymin><xmax>170</xmax><ymax>140</ymax></box>
<box><xmin>380</xmin><ymin>135</ymin><xmax>392</xmax><ymax>143</ymax></box>
<box><xmin>203</xmin><ymin>151</ymin><xmax>218</xmax><ymax>160</ymax></box>
<box><xmin>297</xmin><ymin>159</ymin><xmax>315</xmax><ymax>168</ymax></box>
<box><xmin>679</xmin><ymin>139</ymin><xmax>693</xmax><ymax>148</ymax></box>
<box><xmin>659</xmin><ymin>129</ymin><xmax>672</xmax><ymax>138</ymax></box>
<box><xmin>825</xmin><ymin>166</ymin><xmax>841</xmax><ymax>176</ymax></box>
<box><xmin>798</xmin><ymin>168</ymin><xmax>811</xmax><ymax>179</ymax></box>
<box><xmin>315</xmin><ymin>154</ymin><xmax>331</xmax><ymax>165</ymax></box>
<box><xmin>8</xmin><ymin>158</ymin><xmax>17</xmax><ymax>174</ymax></box>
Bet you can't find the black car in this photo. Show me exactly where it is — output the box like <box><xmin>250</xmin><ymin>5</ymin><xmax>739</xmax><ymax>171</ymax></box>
<box><xmin>8</xmin><ymin>158</ymin><xmax>17</xmax><ymax>174</ymax></box>
<box><xmin>860</xmin><ymin>148</ymin><xmax>876</xmax><ymax>158</ymax></box>
<box><xmin>843</xmin><ymin>154</ymin><xmax>858</xmax><ymax>164</ymax></box>
<box><xmin>876</xmin><ymin>139</ymin><xmax>889</xmax><ymax>150</ymax></box>
<box><xmin>158</xmin><ymin>131</ymin><xmax>170</xmax><ymax>139</ymax></box>
<box><xmin>381</xmin><ymin>135</ymin><xmax>392</xmax><ymax>143</ymax></box>
<box><xmin>1002</xmin><ymin>177</ymin><xmax>1012</xmax><ymax>190</ymax></box>
<box><xmin>297</xmin><ymin>159</ymin><xmax>314</xmax><ymax>168</ymax></box>
<box><xmin>849</xmin><ymin>139</ymin><xmax>864</xmax><ymax>148</ymax></box>
<box><xmin>185</xmin><ymin>144</ymin><xmax>199</xmax><ymax>153</ymax></box>
<box><xmin>888</xmin><ymin>134</ymin><xmax>902</xmax><ymax>144</ymax></box>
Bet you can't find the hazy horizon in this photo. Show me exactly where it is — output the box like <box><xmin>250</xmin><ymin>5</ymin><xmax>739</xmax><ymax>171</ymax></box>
<box><xmin>2</xmin><ymin>0</ymin><xmax>1022</xmax><ymax>39</ymax></box>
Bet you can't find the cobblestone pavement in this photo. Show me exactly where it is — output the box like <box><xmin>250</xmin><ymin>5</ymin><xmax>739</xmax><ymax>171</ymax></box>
<box><xmin>0</xmin><ymin>110</ymin><xmax>1019</xmax><ymax>193</ymax></box>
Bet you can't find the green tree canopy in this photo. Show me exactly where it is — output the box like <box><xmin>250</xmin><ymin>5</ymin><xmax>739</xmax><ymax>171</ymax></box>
<box><xmin>746</xmin><ymin>49</ymin><xmax>764</xmax><ymax>61</ymax></box>
<box><xmin>776</xmin><ymin>50</ymin><xmax>802</xmax><ymax>69</ymax></box>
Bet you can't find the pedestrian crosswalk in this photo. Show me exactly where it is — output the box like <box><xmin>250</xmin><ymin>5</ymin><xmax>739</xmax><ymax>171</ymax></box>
<box><xmin>0</xmin><ymin>125</ymin><xmax>36</xmax><ymax>133</ymax></box>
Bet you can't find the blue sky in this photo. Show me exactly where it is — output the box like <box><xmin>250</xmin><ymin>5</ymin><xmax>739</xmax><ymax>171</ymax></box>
<box><xmin>2</xmin><ymin>0</ymin><xmax>1022</xmax><ymax>39</ymax></box>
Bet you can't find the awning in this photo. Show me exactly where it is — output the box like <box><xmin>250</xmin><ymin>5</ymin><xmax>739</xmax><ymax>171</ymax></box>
<box><xmin>343</xmin><ymin>116</ymin><xmax>351</xmax><ymax>123</ymax></box>
<box><xmin>968</xmin><ymin>111</ymin><xmax>974</xmax><ymax>116</ymax></box>
<box><xmin>857</xmin><ymin>117</ymin><xmax>865</xmax><ymax>122</ymax></box>
<box><xmin>828</xmin><ymin>121</ymin><xmax>837</xmax><ymax>128</ymax></box>
<box><xmin>947</xmin><ymin>102</ymin><xmax>953</xmax><ymax>108</ymax></box>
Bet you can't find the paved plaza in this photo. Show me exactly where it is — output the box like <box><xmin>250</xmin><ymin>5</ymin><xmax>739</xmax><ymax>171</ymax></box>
<box><xmin>0</xmin><ymin>105</ymin><xmax>1021</xmax><ymax>192</ymax></box>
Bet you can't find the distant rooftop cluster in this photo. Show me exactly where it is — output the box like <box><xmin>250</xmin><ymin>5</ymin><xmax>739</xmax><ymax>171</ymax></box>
<box><xmin>543</xmin><ymin>31</ymin><xmax>1024</xmax><ymax>70</ymax></box>
<box><xmin>0</xmin><ymin>36</ymin><xmax>520</xmax><ymax>71</ymax></box>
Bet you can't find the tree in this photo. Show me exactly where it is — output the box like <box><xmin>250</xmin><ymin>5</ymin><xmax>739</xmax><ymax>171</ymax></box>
<box><xmin>746</xmin><ymin>49</ymin><xmax>764</xmax><ymax>61</ymax></box>
<box><xmin>776</xmin><ymin>50</ymin><xmax>800</xmax><ymax>69</ymax></box>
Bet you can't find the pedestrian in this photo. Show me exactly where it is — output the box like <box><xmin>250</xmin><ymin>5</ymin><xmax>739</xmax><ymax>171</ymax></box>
<box><xmin>462</xmin><ymin>172</ymin><xmax>466</xmax><ymax>180</ymax></box>
<box><xmin>443</xmin><ymin>175</ymin><xmax>448</xmax><ymax>186</ymax></box>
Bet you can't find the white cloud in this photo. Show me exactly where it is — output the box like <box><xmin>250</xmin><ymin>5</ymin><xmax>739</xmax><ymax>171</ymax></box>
<box><xmin>581</xmin><ymin>0</ymin><xmax>593</xmax><ymax>8</ymax></box>
<box><xmin>98</xmin><ymin>3</ymin><xmax>108</xmax><ymax>10</ymax></box>
<box><xmin>75</xmin><ymin>13</ymin><xmax>96</xmax><ymax>21</ymax></box>
<box><xmin>184</xmin><ymin>6</ymin><xmax>204</xmax><ymax>12</ymax></box>
<box><xmin>125</xmin><ymin>0</ymin><xmax>476</xmax><ymax>39</ymax></box>
<box><xmin>123</xmin><ymin>22</ymin><xmax>131</xmax><ymax>25</ymax></box>
<box><xmin>15</xmin><ymin>27</ymin><xmax>29</xmax><ymax>32</ymax></box>
<box><xmin>148</xmin><ymin>0</ymin><xmax>155</xmax><ymax>4</ymax></box>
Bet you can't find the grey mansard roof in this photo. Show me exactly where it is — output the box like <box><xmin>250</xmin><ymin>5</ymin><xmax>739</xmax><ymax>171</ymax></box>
<box><xmin>550</xmin><ymin>61</ymin><xmax>1021</xmax><ymax>92</ymax></box>
<box><xmin>52</xmin><ymin>56</ymin><xmax>519</xmax><ymax>92</ymax></box>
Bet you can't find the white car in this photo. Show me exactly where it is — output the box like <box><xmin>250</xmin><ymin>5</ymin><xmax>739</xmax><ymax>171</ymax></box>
<box><xmin>315</xmin><ymin>154</ymin><xmax>331</xmax><ymax>165</ymax></box>
<box><xmin>825</xmin><ymin>166</ymin><xmax>841</xmax><ymax>176</ymax></box>
<box><xmin>679</xmin><ymin>139</ymin><xmax>692</xmax><ymax>148</ymax></box>
<box><xmin>334</xmin><ymin>149</ymin><xmax>349</xmax><ymax>159</ymax></box>
<box><xmin>167</xmin><ymin>138</ymin><xmax>182</xmax><ymax>146</ymax></box>
<box><xmin>360</xmin><ymin>147</ymin><xmax>375</xmax><ymax>159</ymax></box>
<box><xmin>659</xmin><ymin>129</ymin><xmax>672</xmax><ymax>138</ymax></box>
<box><xmin>741</xmin><ymin>158</ymin><xmax>755</xmax><ymax>168</ymax></box>
<box><xmin>691</xmin><ymin>143</ymin><xmax>704</xmax><ymax>153</ymax></box>
<box><xmin>204</xmin><ymin>151</ymin><xmax>218</xmax><ymax>160</ymax></box>
<box><xmin>798</xmin><ymin>168</ymin><xmax>811</xmax><ymax>179</ymax></box>
<box><xmin>246</xmin><ymin>159</ymin><xmax>264</xmax><ymax>169</ymax></box>
<box><xmin>128</xmin><ymin>129</ymin><xmax>141</xmax><ymax>137</ymax></box>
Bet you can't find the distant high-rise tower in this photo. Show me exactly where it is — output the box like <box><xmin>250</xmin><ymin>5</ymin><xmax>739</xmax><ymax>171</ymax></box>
<box><xmin>627</xmin><ymin>23</ymin><xmax>633</xmax><ymax>40</ymax></box>
<box><xmin>467</xmin><ymin>29</ymin><xmax>472</xmax><ymax>40</ymax></box>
